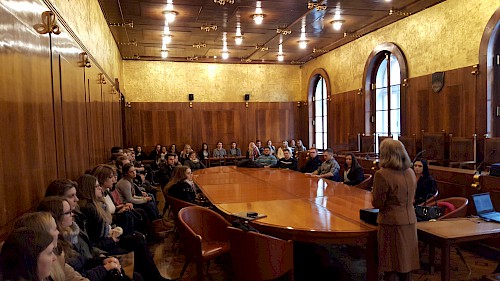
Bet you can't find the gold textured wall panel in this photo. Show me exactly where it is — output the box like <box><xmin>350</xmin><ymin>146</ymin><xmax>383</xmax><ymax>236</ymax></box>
<box><xmin>123</xmin><ymin>61</ymin><xmax>302</xmax><ymax>102</ymax></box>
<box><xmin>50</xmin><ymin>0</ymin><xmax>122</xmax><ymax>82</ymax></box>
<box><xmin>301</xmin><ymin>0</ymin><xmax>499</xmax><ymax>97</ymax></box>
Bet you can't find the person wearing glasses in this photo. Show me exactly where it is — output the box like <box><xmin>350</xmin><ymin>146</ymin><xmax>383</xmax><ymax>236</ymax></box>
<box><xmin>301</xmin><ymin>148</ymin><xmax>323</xmax><ymax>173</ymax></box>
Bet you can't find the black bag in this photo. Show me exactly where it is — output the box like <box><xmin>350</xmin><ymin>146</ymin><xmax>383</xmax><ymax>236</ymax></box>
<box><xmin>113</xmin><ymin>209</ymin><xmax>143</xmax><ymax>236</ymax></box>
<box><xmin>415</xmin><ymin>195</ymin><xmax>444</xmax><ymax>221</ymax></box>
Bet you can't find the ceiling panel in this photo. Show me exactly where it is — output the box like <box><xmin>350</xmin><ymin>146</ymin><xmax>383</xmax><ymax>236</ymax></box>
<box><xmin>99</xmin><ymin>0</ymin><xmax>443</xmax><ymax>64</ymax></box>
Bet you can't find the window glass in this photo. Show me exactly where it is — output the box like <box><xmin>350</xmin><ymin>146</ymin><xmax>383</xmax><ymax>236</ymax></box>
<box><xmin>374</xmin><ymin>52</ymin><xmax>401</xmax><ymax>137</ymax></box>
<box><xmin>313</xmin><ymin>76</ymin><xmax>327</xmax><ymax>150</ymax></box>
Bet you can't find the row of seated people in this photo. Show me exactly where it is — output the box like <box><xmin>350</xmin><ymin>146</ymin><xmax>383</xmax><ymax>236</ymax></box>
<box><xmin>0</xmin><ymin>147</ymin><xmax>184</xmax><ymax>281</ymax></box>
<box><xmin>138</xmin><ymin>139</ymin><xmax>308</xmax><ymax>163</ymax></box>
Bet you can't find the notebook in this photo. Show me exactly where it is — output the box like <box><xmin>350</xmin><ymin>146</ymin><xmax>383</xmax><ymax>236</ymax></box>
<box><xmin>472</xmin><ymin>192</ymin><xmax>500</xmax><ymax>223</ymax></box>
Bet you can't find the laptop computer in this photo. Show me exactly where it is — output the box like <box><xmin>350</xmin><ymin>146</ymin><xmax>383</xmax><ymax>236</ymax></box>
<box><xmin>472</xmin><ymin>192</ymin><xmax>500</xmax><ymax>223</ymax></box>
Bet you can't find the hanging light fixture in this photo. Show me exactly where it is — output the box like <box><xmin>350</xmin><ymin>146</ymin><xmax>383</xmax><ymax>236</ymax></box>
<box><xmin>163</xmin><ymin>0</ymin><xmax>177</xmax><ymax>23</ymax></box>
<box><xmin>221</xmin><ymin>32</ymin><xmax>229</xmax><ymax>59</ymax></box>
<box><xmin>331</xmin><ymin>9</ymin><xmax>344</xmax><ymax>30</ymax></box>
<box><xmin>277</xmin><ymin>34</ymin><xmax>284</xmax><ymax>61</ymax></box>
<box><xmin>234</xmin><ymin>23</ymin><xmax>244</xmax><ymax>45</ymax></box>
<box><xmin>252</xmin><ymin>1</ymin><xmax>265</xmax><ymax>24</ymax></box>
<box><xmin>298</xmin><ymin>18</ymin><xmax>308</xmax><ymax>49</ymax></box>
<box><xmin>162</xmin><ymin>34</ymin><xmax>172</xmax><ymax>44</ymax></box>
<box><xmin>161</xmin><ymin>49</ymin><xmax>168</xmax><ymax>58</ymax></box>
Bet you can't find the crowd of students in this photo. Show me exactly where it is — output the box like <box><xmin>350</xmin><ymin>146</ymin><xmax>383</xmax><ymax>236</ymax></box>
<box><xmin>0</xmin><ymin>139</ymin><xmax>447</xmax><ymax>281</ymax></box>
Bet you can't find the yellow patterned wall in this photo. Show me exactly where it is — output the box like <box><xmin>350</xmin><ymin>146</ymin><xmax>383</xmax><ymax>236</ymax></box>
<box><xmin>50</xmin><ymin>0</ymin><xmax>122</xmax><ymax>82</ymax></box>
<box><xmin>301</xmin><ymin>0</ymin><xmax>499</xmax><ymax>97</ymax></box>
<box><xmin>123</xmin><ymin>61</ymin><xmax>302</xmax><ymax>102</ymax></box>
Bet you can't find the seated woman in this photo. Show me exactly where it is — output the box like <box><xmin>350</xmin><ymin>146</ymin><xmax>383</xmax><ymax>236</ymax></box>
<box><xmin>116</xmin><ymin>164</ymin><xmax>162</xmax><ymax>223</ymax></box>
<box><xmin>413</xmin><ymin>159</ymin><xmax>438</xmax><ymax>205</ymax></box>
<box><xmin>179</xmin><ymin>144</ymin><xmax>193</xmax><ymax>165</ymax></box>
<box><xmin>76</xmin><ymin>174</ymin><xmax>170</xmax><ymax>281</ymax></box>
<box><xmin>0</xmin><ymin>228</ymin><xmax>56</xmax><ymax>281</ymax></box>
<box><xmin>198</xmin><ymin>143</ymin><xmax>210</xmax><ymax>161</ymax></box>
<box><xmin>343</xmin><ymin>153</ymin><xmax>365</xmax><ymax>186</ymax></box>
<box><xmin>166</xmin><ymin>166</ymin><xmax>206</xmax><ymax>205</ymax></box>
<box><xmin>185</xmin><ymin>151</ymin><xmax>206</xmax><ymax>171</ymax></box>
<box><xmin>37</xmin><ymin>196</ymin><xmax>123</xmax><ymax>281</ymax></box>
<box><xmin>14</xmin><ymin>212</ymin><xmax>90</xmax><ymax>281</ymax></box>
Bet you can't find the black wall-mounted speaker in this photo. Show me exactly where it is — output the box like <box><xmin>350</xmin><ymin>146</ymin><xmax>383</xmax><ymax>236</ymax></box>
<box><xmin>244</xmin><ymin>94</ymin><xmax>250</xmax><ymax>101</ymax></box>
<box><xmin>188</xmin><ymin>94</ymin><xmax>194</xmax><ymax>101</ymax></box>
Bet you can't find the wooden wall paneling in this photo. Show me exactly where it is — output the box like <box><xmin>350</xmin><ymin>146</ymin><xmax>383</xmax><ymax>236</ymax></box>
<box><xmin>330</xmin><ymin>90</ymin><xmax>363</xmax><ymax>151</ymax></box>
<box><xmin>102</xmin><ymin>82</ymin><xmax>115</xmax><ymax>160</ymax></box>
<box><xmin>87</xmin><ymin>69</ymin><xmax>106</xmax><ymax>164</ymax></box>
<box><xmin>53</xmin><ymin>35</ymin><xmax>90</xmax><ymax>179</ymax></box>
<box><xmin>253</xmin><ymin>102</ymin><xmax>296</xmax><ymax>146</ymax></box>
<box><xmin>0</xmin><ymin>4</ymin><xmax>58</xmax><ymax>234</ymax></box>
<box><xmin>112</xmin><ymin>94</ymin><xmax>122</xmax><ymax>148</ymax></box>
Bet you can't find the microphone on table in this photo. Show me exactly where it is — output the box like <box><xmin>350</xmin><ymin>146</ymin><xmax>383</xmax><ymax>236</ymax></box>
<box><xmin>412</xmin><ymin>150</ymin><xmax>426</xmax><ymax>164</ymax></box>
<box><xmin>475</xmin><ymin>149</ymin><xmax>496</xmax><ymax>175</ymax></box>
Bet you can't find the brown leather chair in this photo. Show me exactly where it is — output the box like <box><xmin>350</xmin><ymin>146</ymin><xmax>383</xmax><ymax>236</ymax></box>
<box><xmin>165</xmin><ymin>195</ymin><xmax>196</xmax><ymax>248</ymax></box>
<box><xmin>178</xmin><ymin>206</ymin><xmax>231</xmax><ymax>281</ymax></box>
<box><xmin>421</xmin><ymin>189</ymin><xmax>439</xmax><ymax>206</ymax></box>
<box><xmin>355</xmin><ymin>174</ymin><xmax>373</xmax><ymax>191</ymax></box>
<box><xmin>227</xmin><ymin>226</ymin><xmax>294</xmax><ymax>281</ymax></box>
<box><xmin>436</xmin><ymin>197</ymin><xmax>468</xmax><ymax>220</ymax></box>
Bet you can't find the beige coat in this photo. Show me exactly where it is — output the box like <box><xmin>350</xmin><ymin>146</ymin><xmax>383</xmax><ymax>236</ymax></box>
<box><xmin>50</xmin><ymin>253</ymin><xmax>89</xmax><ymax>281</ymax></box>
<box><xmin>372</xmin><ymin>167</ymin><xmax>420</xmax><ymax>273</ymax></box>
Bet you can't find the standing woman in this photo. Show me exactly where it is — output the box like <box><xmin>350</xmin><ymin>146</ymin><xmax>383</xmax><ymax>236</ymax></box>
<box><xmin>372</xmin><ymin>139</ymin><xmax>419</xmax><ymax>281</ymax></box>
<box><xmin>343</xmin><ymin>153</ymin><xmax>365</xmax><ymax>186</ymax></box>
<box><xmin>0</xmin><ymin>228</ymin><xmax>56</xmax><ymax>281</ymax></box>
<box><xmin>413</xmin><ymin>159</ymin><xmax>438</xmax><ymax>205</ymax></box>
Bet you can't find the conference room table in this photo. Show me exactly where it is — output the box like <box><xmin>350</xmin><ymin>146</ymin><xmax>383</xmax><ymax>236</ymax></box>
<box><xmin>193</xmin><ymin>166</ymin><xmax>378</xmax><ymax>281</ymax></box>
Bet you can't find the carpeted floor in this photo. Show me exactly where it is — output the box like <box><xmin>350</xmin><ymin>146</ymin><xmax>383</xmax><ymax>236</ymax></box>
<box><xmin>149</xmin><ymin>223</ymin><xmax>498</xmax><ymax>281</ymax></box>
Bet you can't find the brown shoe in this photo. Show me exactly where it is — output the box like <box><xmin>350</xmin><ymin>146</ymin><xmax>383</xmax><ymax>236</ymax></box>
<box><xmin>152</xmin><ymin>219</ymin><xmax>170</xmax><ymax>232</ymax></box>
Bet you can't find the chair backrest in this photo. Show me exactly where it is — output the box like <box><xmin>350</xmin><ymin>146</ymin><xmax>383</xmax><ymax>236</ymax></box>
<box><xmin>227</xmin><ymin>226</ymin><xmax>294</xmax><ymax>281</ymax></box>
<box><xmin>422</xmin><ymin>131</ymin><xmax>449</xmax><ymax>162</ymax></box>
<box><xmin>399</xmin><ymin>134</ymin><xmax>418</xmax><ymax>161</ymax></box>
<box><xmin>422</xmin><ymin>189</ymin><xmax>439</xmax><ymax>206</ymax></box>
<box><xmin>355</xmin><ymin>174</ymin><xmax>373</xmax><ymax>191</ymax></box>
<box><xmin>449</xmin><ymin>135</ymin><xmax>476</xmax><ymax>163</ymax></box>
<box><xmin>437</xmin><ymin>197</ymin><xmax>468</xmax><ymax>220</ymax></box>
<box><xmin>178</xmin><ymin>206</ymin><xmax>231</xmax><ymax>245</ymax></box>
<box><xmin>360</xmin><ymin>135</ymin><xmax>375</xmax><ymax>153</ymax></box>
<box><xmin>165</xmin><ymin>195</ymin><xmax>196</xmax><ymax>224</ymax></box>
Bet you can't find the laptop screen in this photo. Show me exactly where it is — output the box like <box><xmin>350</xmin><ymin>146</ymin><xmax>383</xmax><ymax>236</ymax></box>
<box><xmin>472</xmin><ymin>193</ymin><xmax>495</xmax><ymax>215</ymax></box>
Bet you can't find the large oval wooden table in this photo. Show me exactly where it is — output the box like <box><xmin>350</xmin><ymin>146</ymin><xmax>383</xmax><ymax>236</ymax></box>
<box><xmin>194</xmin><ymin>166</ymin><xmax>378</xmax><ymax>281</ymax></box>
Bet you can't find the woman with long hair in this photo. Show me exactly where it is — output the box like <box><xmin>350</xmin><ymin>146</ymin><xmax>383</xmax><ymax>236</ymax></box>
<box><xmin>0</xmin><ymin>228</ymin><xmax>56</xmax><ymax>281</ymax></box>
<box><xmin>37</xmin><ymin>196</ymin><xmax>122</xmax><ymax>281</ymax></box>
<box><xmin>372</xmin><ymin>139</ymin><xmax>419</xmax><ymax>281</ymax></box>
<box><xmin>343</xmin><ymin>153</ymin><xmax>365</xmax><ymax>186</ymax></box>
<box><xmin>14</xmin><ymin>212</ymin><xmax>89</xmax><ymax>281</ymax></box>
<box><xmin>413</xmin><ymin>159</ymin><xmax>438</xmax><ymax>205</ymax></box>
<box><xmin>198</xmin><ymin>143</ymin><xmax>210</xmax><ymax>161</ymax></box>
<box><xmin>166</xmin><ymin>166</ymin><xmax>205</xmax><ymax>204</ymax></box>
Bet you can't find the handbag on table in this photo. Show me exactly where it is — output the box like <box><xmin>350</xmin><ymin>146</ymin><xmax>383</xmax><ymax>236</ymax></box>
<box><xmin>415</xmin><ymin>194</ymin><xmax>445</xmax><ymax>221</ymax></box>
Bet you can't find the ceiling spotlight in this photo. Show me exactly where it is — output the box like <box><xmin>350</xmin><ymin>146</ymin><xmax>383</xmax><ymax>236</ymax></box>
<box><xmin>253</xmin><ymin>1</ymin><xmax>264</xmax><ymax>24</ymax></box>
<box><xmin>234</xmin><ymin>35</ymin><xmax>244</xmax><ymax>45</ymax></box>
<box><xmin>162</xmin><ymin>34</ymin><xmax>172</xmax><ymax>44</ymax></box>
<box><xmin>298</xmin><ymin>39</ymin><xmax>309</xmax><ymax>49</ymax></box>
<box><xmin>331</xmin><ymin>20</ymin><xmax>345</xmax><ymax>30</ymax></box>
<box><xmin>163</xmin><ymin>11</ymin><xmax>177</xmax><ymax>23</ymax></box>
<box><xmin>161</xmin><ymin>50</ymin><xmax>168</xmax><ymax>58</ymax></box>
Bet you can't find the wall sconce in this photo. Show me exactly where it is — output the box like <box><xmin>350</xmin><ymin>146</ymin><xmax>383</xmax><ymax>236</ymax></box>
<box><xmin>33</xmin><ymin>11</ymin><xmax>61</xmax><ymax>35</ymax></box>
<box><xmin>402</xmin><ymin>78</ymin><xmax>409</xmax><ymax>87</ymax></box>
<box><xmin>79</xmin><ymin>52</ymin><xmax>91</xmax><ymax>68</ymax></box>
<box><xmin>297</xmin><ymin>101</ymin><xmax>301</xmax><ymax>107</ymax></box>
<box><xmin>357</xmin><ymin>88</ymin><xmax>363</xmax><ymax>95</ymax></box>
<box><xmin>471</xmin><ymin>64</ymin><xmax>479</xmax><ymax>75</ymax></box>
<box><xmin>200</xmin><ymin>24</ymin><xmax>218</xmax><ymax>32</ymax></box>
<box><xmin>125</xmin><ymin>102</ymin><xmax>132</xmax><ymax>108</ymax></box>
<box><xmin>276</xmin><ymin>27</ymin><xmax>292</xmax><ymax>35</ymax></box>
<box><xmin>245</xmin><ymin>102</ymin><xmax>249</xmax><ymax>108</ymax></box>
<box><xmin>303</xmin><ymin>101</ymin><xmax>308</xmax><ymax>106</ymax></box>
<box><xmin>327</xmin><ymin>95</ymin><xmax>331</xmax><ymax>102</ymax></box>
<box><xmin>98</xmin><ymin>73</ymin><xmax>106</xmax><ymax>84</ymax></box>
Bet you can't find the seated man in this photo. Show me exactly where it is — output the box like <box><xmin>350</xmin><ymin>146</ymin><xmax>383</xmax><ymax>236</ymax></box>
<box><xmin>301</xmin><ymin>148</ymin><xmax>322</xmax><ymax>173</ymax></box>
<box><xmin>256</xmin><ymin>147</ymin><xmax>278</xmax><ymax>167</ymax></box>
<box><xmin>307</xmin><ymin>148</ymin><xmax>340</xmax><ymax>181</ymax></box>
<box><xmin>272</xmin><ymin>149</ymin><xmax>297</xmax><ymax>170</ymax></box>
<box><xmin>213</xmin><ymin>141</ymin><xmax>227</xmax><ymax>158</ymax></box>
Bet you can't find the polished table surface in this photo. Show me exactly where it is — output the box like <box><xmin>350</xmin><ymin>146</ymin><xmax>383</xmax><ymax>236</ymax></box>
<box><xmin>417</xmin><ymin>218</ymin><xmax>500</xmax><ymax>281</ymax></box>
<box><xmin>194</xmin><ymin>166</ymin><xmax>378</xmax><ymax>280</ymax></box>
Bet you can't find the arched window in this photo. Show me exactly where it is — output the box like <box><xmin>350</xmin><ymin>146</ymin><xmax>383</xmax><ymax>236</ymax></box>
<box><xmin>363</xmin><ymin>43</ymin><xmax>408</xmax><ymax>141</ymax></box>
<box><xmin>375</xmin><ymin>53</ymin><xmax>401</xmax><ymax>137</ymax></box>
<box><xmin>313</xmin><ymin>76</ymin><xmax>328</xmax><ymax>150</ymax></box>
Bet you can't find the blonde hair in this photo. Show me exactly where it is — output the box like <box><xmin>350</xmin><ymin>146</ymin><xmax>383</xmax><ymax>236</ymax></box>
<box><xmin>379</xmin><ymin>139</ymin><xmax>412</xmax><ymax>170</ymax></box>
<box><xmin>14</xmin><ymin>212</ymin><xmax>55</xmax><ymax>236</ymax></box>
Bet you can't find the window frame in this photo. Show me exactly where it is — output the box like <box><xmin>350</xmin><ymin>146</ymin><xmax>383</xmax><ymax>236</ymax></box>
<box><xmin>362</xmin><ymin>43</ymin><xmax>408</xmax><ymax>138</ymax></box>
<box><xmin>307</xmin><ymin>69</ymin><xmax>331</xmax><ymax>151</ymax></box>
